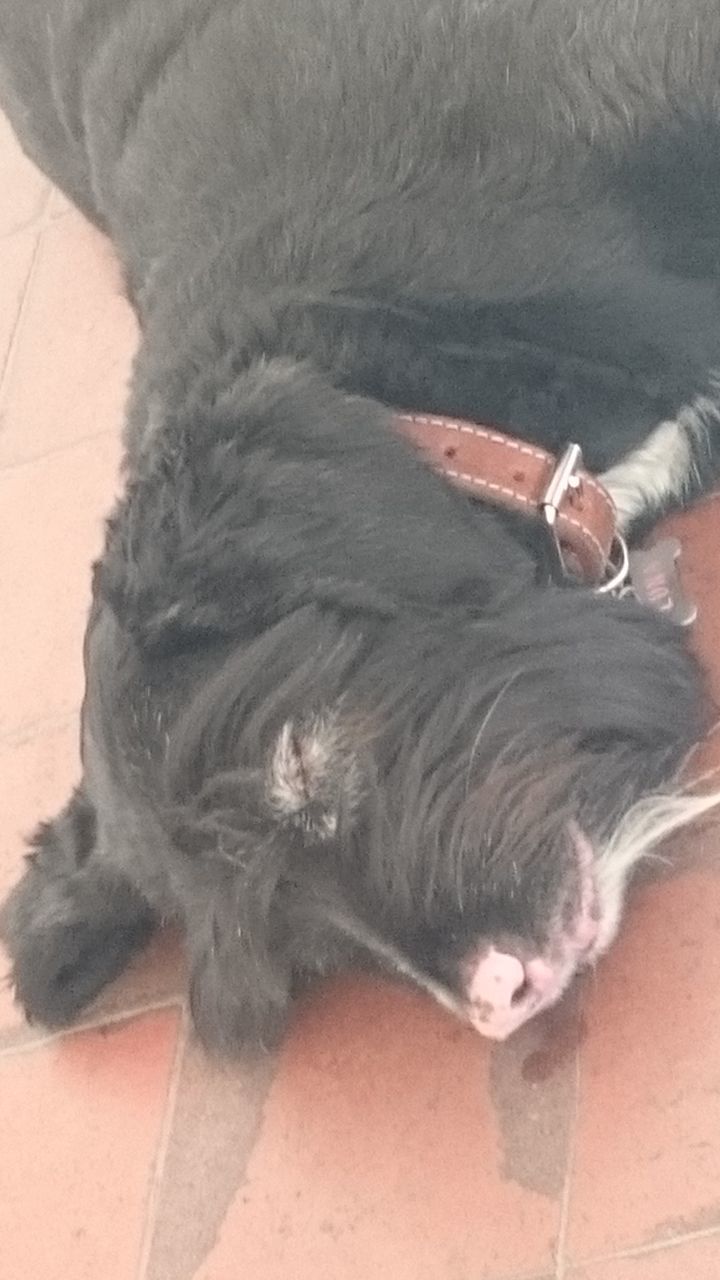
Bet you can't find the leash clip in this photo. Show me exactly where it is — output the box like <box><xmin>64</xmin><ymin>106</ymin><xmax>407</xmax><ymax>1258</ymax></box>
<box><xmin>594</xmin><ymin>534</ymin><xmax>630</xmax><ymax>596</ymax></box>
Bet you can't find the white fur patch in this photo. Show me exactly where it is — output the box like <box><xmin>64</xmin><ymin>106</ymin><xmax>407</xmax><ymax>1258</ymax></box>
<box><xmin>593</xmin><ymin>786</ymin><xmax>720</xmax><ymax>956</ymax></box>
<box><xmin>601</xmin><ymin>390</ymin><xmax>719</xmax><ymax>530</ymax></box>
<box><xmin>269</xmin><ymin>720</ymin><xmax>332</xmax><ymax>814</ymax></box>
<box><xmin>267</xmin><ymin>713</ymin><xmax>358</xmax><ymax>839</ymax></box>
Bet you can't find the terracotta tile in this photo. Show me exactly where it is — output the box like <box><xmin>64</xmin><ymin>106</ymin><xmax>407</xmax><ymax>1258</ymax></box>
<box><xmin>0</xmin><ymin>1009</ymin><xmax>180</xmax><ymax>1280</ymax></box>
<box><xmin>566</xmin><ymin>866</ymin><xmax>720</xmax><ymax>1262</ymax></box>
<box><xmin>661</xmin><ymin>495</ymin><xmax>720</xmax><ymax>780</ymax></box>
<box><xmin>570</xmin><ymin>1234</ymin><xmax>720</xmax><ymax>1278</ymax></box>
<box><xmin>554</xmin><ymin>500</ymin><xmax>720</xmax><ymax>1262</ymax></box>
<box><xmin>0</xmin><ymin>227</ymin><xmax>39</xmax><ymax>383</ymax></box>
<box><xmin>169</xmin><ymin>976</ymin><xmax>574</xmax><ymax>1280</ymax></box>
<box><xmin>0</xmin><ymin>432</ymin><xmax>121</xmax><ymax>738</ymax></box>
<box><xmin>0</xmin><ymin>210</ymin><xmax>136</xmax><ymax>466</ymax></box>
<box><xmin>0</xmin><ymin>112</ymin><xmax>49</xmax><ymax>237</ymax></box>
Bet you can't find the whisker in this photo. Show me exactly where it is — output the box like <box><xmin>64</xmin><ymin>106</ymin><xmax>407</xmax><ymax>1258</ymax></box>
<box><xmin>464</xmin><ymin>668</ymin><xmax>524</xmax><ymax>799</ymax></box>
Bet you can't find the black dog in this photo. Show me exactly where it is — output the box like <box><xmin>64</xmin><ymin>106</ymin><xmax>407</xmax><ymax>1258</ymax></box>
<box><xmin>1</xmin><ymin>0</ymin><xmax>719</xmax><ymax>1052</ymax></box>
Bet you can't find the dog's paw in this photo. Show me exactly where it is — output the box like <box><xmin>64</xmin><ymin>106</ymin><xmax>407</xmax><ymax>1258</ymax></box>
<box><xmin>5</xmin><ymin>912</ymin><xmax>154</xmax><ymax>1029</ymax></box>
<box><xmin>0</xmin><ymin>867</ymin><xmax>154</xmax><ymax>1027</ymax></box>
<box><xmin>0</xmin><ymin>851</ymin><xmax>155</xmax><ymax>1028</ymax></box>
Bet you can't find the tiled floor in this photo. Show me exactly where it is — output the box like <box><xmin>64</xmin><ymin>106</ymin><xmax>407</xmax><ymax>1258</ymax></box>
<box><xmin>1</xmin><ymin>116</ymin><xmax>720</xmax><ymax>1280</ymax></box>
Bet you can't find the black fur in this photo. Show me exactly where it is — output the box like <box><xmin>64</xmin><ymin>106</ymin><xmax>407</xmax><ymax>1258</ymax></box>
<box><xmin>0</xmin><ymin>0</ymin><xmax>718</xmax><ymax>1050</ymax></box>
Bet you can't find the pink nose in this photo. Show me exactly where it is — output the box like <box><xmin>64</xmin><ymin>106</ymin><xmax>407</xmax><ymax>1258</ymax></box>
<box><xmin>468</xmin><ymin>947</ymin><xmax>527</xmax><ymax>1012</ymax></box>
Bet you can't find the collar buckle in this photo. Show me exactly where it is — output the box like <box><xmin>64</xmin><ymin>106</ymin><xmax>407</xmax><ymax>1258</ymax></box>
<box><xmin>539</xmin><ymin>442</ymin><xmax>629</xmax><ymax>595</ymax></box>
<box><xmin>539</xmin><ymin>443</ymin><xmax>584</xmax><ymax>584</ymax></box>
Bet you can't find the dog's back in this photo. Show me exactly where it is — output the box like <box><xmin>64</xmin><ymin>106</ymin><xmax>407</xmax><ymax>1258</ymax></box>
<box><xmin>3</xmin><ymin>0</ymin><xmax>720</xmax><ymax>463</ymax></box>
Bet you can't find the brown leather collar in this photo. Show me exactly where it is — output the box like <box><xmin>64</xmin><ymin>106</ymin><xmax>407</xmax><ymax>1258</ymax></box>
<box><xmin>394</xmin><ymin>412</ymin><xmax>621</xmax><ymax>587</ymax></box>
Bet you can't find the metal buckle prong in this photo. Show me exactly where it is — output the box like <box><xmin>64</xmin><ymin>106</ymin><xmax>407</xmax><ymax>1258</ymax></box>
<box><xmin>538</xmin><ymin>442</ymin><xmax>630</xmax><ymax>594</ymax></box>
<box><xmin>539</xmin><ymin>442</ymin><xmax>583</xmax><ymax>581</ymax></box>
<box><xmin>540</xmin><ymin>442</ymin><xmax>583</xmax><ymax>529</ymax></box>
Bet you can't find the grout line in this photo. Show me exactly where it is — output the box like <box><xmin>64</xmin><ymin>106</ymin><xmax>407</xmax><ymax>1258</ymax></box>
<box><xmin>0</xmin><ymin>424</ymin><xmax>119</xmax><ymax>477</ymax></box>
<box><xmin>0</xmin><ymin>995</ymin><xmax>183</xmax><ymax>1059</ymax></box>
<box><xmin>2</xmin><ymin>185</ymin><xmax>76</xmax><ymax>241</ymax></box>
<box><xmin>0</xmin><ymin>708</ymin><xmax>80</xmax><ymax>750</ymax></box>
<box><xmin>492</xmin><ymin>1271</ymin><xmax>555</xmax><ymax>1280</ymax></box>
<box><xmin>553</xmin><ymin>1006</ymin><xmax>584</xmax><ymax>1280</ymax></box>
<box><xmin>0</xmin><ymin>206</ymin><xmax>50</xmax><ymax>242</ymax></box>
<box><xmin>498</xmin><ymin>1269</ymin><xmax>557</xmax><ymax>1280</ymax></box>
<box><xmin>0</xmin><ymin>220</ymin><xmax>45</xmax><ymax>402</ymax></box>
<box><xmin>136</xmin><ymin>1002</ymin><xmax>190</xmax><ymax>1280</ymax></box>
<box><xmin>578</xmin><ymin>1220</ymin><xmax>720</xmax><ymax>1268</ymax></box>
<box><xmin>0</xmin><ymin>174</ymin><xmax>67</xmax><ymax>243</ymax></box>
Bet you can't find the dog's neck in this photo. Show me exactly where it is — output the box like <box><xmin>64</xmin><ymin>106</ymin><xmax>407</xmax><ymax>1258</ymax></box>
<box><xmin>135</xmin><ymin>265</ymin><xmax>681</xmax><ymax>450</ymax></box>
<box><xmin>393</xmin><ymin>412</ymin><xmax>620</xmax><ymax>586</ymax></box>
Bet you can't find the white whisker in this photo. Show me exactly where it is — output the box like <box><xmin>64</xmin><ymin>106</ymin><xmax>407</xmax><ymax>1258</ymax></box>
<box><xmin>464</xmin><ymin>669</ymin><xmax>524</xmax><ymax>799</ymax></box>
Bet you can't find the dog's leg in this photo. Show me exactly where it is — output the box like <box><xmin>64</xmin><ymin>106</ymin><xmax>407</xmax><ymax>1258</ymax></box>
<box><xmin>601</xmin><ymin>387</ymin><xmax>720</xmax><ymax>533</ymax></box>
<box><xmin>0</xmin><ymin>787</ymin><xmax>156</xmax><ymax>1029</ymax></box>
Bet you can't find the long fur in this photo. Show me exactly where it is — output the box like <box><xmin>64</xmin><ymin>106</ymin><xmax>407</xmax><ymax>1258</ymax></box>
<box><xmin>0</xmin><ymin>0</ymin><xmax>719</xmax><ymax>1050</ymax></box>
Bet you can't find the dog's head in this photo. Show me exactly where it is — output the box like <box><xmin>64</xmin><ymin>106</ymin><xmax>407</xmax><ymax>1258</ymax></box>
<box><xmin>146</xmin><ymin>590</ymin><xmax>709</xmax><ymax>1046</ymax></box>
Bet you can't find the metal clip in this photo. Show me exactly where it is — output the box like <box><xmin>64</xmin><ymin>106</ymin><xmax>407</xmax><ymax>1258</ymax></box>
<box><xmin>594</xmin><ymin>534</ymin><xmax>630</xmax><ymax>596</ymax></box>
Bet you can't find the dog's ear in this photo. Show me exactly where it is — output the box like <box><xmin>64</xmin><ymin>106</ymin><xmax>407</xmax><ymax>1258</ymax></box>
<box><xmin>170</xmin><ymin>772</ymin><xmax>299</xmax><ymax>1053</ymax></box>
<box><xmin>172</xmin><ymin>706</ymin><xmax>368</xmax><ymax>1053</ymax></box>
<box><xmin>170</xmin><ymin>687</ymin><xmax>368</xmax><ymax>856</ymax></box>
<box><xmin>184</xmin><ymin>867</ymin><xmax>293</xmax><ymax>1055</ymax></box>
<box><xmin>265</xmin><ymin>710</ymin><xmax>365</xmax><ymax>841</ymax></box>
